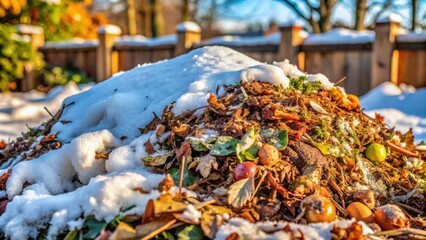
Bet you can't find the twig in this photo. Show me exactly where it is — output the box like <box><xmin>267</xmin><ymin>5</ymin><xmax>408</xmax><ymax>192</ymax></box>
<box><xmin>251</xmin><ymin>170</ymin><xmax>267</xmax><ymax>201</ymax></box>
<box><xmin>372</xmin><ymin>228</ymin><xmax>426</xmax><ymax>238</ymax></box>
<box><xmin>385</xmin><ymin>141</ymin><xmax>419</xmax><ymax>158</ymax></box>
<box><xmin>44</xmin><ymin>107</ymin><xmax>54</xmax><ymax>118</ymax></box>
<box><xmin>330</xmin><ymin>198</ymin><xmax>348</xmax><ymax>217</ymax></box>
<box><xmin>194</xmin><ymin>198</ymin><xmax>216</xmax><ymax>210</ymax></box>
<box><xmin>140</xmin><ymin>219</ymin><xmax>177</xmax><ymax>240</ymax></box>
<box><xmin>335</xmin><ymin>76</ymin><xmax>347</xmax><ymax>86</ymax></box>
<box><xmin>178</xmin><ymin>156</ymin><xmax>186</xmax><ymax>194</ymax></box>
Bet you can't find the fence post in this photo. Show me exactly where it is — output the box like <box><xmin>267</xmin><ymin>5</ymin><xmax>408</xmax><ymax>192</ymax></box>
<box><xmin>371</xmin><ymin>15</ymin><xmax>402</xmax><ymax>88</ymax></box>
<box><xmin>97</xmin><ymin>25</ymin><xmax>121</xmax><ymax>82</ymax></box>
<box><xmin>16</xmin><ymin>25</ymin><xmax>45</xmax><ymax>91</ymax></box>
<box><xmin>175</xmin><ymin>21</ymin><xmax>201</xmax><ymax>56</ymax></box>
<box><xmin>277</xmin><ymin>24</ymin><xmax>305</xmax><ymax>65</ymax></box>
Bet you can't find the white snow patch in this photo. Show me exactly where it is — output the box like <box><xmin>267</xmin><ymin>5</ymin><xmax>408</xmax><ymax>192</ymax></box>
<box><xmin>396</xmin><ymin>32</ymin><xmax>426</xmax><ymax>43</ymax></box>
<box><xmin>361</xmin><ymin>82</ymin><xmax>426</xmax><ymax>142</ymax></box>
<box><xmin>198</xmin><ymin>32</ymin><xmax>281</xmax><ymax>46</ymax></box>
<box><xmin>377</xmin><ymin>13</ymin><xmax>403</xmax><ymax>23</ymax></box>
<box><xmin>241</xmin><ymin>64</ymin><xmax>289</xmax><ymax>88</ymax></box>
<box><xmin>115</xmin><ymin>35</ymin><xmax>177</xmax><ymax>47</ymax></box>
<box><xmin>43</xmin><ymin>39</ymin><xmax>99</xmax><ymax>49</ymax></box>
<box><xmin>215</xmin><ymin>218</ymin><xmax>373</xmax><ymax>240</ymax></box>
<box><xmin>97</xmin><ymin>25</ymin><xmax>122</xmax><ymax>35</ymax></box>
<box><xmin>0</xmin><ymin>82</ymin><xmax>90</xmax><ymax>141</ymax></box>
<box><xmin>176</xmin><ymin>21</ymin><xmax>201</xmax><ymax>33</ymax></box>
<box><xmin>303</xmin><ymin>28</ymin><xmax>374</xmax><ymax>45</ymax></box>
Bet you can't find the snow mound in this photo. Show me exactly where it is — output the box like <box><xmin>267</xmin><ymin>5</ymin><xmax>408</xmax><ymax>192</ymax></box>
<box><xmin>52</xmin><ymin>46</ymin><xmax>290</xmax><ymax>144</ymax></box>
<box><xmin>361</xmin><ymin>82</ymin><xmax>426</xmax><ymax>142</ymax></box>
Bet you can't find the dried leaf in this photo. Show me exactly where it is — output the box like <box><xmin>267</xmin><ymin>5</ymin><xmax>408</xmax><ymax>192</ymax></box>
<box><xmin>144</xmin><ymin>139</ymin><xmax>156</xmax><ymax>154</ymax></box>
<box><xmin>176</xmin><ymin>142</ymin><xmax>192</xmax><ymax>161</ymax></box>
<box><xmin>196</xmin><ymin>154</ymin><xmax>218</xmax><ymax>178</ymax></box>
<box><xmin>309</xmin><ymin>101</ymin><xmax>328</xmax><ymax>114</ymax></box>
<box><xmin>210</xmin><ymin>136</ymin><xmax>239</xmax><ymax>156</ymax></box>
<box><xmin>201</xmin><ymin>211</ymin><xmax>223</xmax><ymax>239</ymax></box>
<box><xmin>208</xmin><ymin>93</ymin><xmax>227</xmax><ymax>111</ymax></box>
<box><xmin>227</xmin><ymin>176</ymin><xmax>255</xmax><ymax>208</ymax></box>
<box><xmin>173</xmin><ymin>124</ymin><xmax>191</xmax><ymax>138</ymax></box>
<box><xmin>143</xmin><ymin>151</ymin><xmax>173</xmax><ymax>166</ymax></box>
<box><xmin>136</xmin><ymin>214</ymin><xmax>175</xmax><ymax>237</ymax></box>
<box><xmin>109</xmin><ymin>222</ymin><xmax>137</xmax><ymax>240</ymax></box>
<box><xmin>95</xmin><ymin>153</ymin><xmax>109</xmax><ymax>160</ymax></box>
<box><xmin>158</xmin><ymin>174</ymin><xmax>174</xmax><ymax>192</ymax></box>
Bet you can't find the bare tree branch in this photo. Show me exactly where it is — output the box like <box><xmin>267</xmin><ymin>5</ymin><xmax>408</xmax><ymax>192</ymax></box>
<box><xmin>275</xmin><ymin>0</ymin><xmax>311</xmax><ymax>21</ymax></box>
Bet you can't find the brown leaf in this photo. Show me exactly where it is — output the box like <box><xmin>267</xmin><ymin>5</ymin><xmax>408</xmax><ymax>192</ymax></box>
<box><xmin>266</xmin><ymin>172</ymin><xmax>289</xmax><ymax>199</ymax></box>
<box><xmin>109</xmin><ymin>222</ymin><xmax>137</xmax><ymax>240</ymax></box>
<box><xmin>208</xmin><ymin>93</ymin><xmax>227</xmax><ymax>111</ymax></box>
<box><xmin>158</xmin><ymin>174</ymin><xmax>174</xmax><ymax>192</ymax></box>
<box><xmin>172</xmin><ymin>124</ymin><xmax>191</xmax><ymax>138</ymax></box>
<box><xmin>262</xmin><ymin>106</ymin><xmax>300</xmax><ymax>121</ymax></box>
<box><xmin>0</xmin><ymin>199</ymin><xmax>10</xmax><ymax>216</ymax></box>
<box><xmin>40</xmin><ymin>135</ymin><xmax>56</xmax><ymax>144</ymax></box>
<box><xmin>95</xmin><ymin>152</ymin><xmax>109</xmax><ymax>160</ymax></box>
<box><xmin>144</xmin><ymin>139</ymin><xmax>156</xmax><ymax>155</ymax></box>
<box><xmin>226</xmin><ymin>233</ymin><xmax>240</xmax><ymax>240</ymax></box>
<box><xmin>176</xmin><ymin>142</ymin><xmax>191</xmax><ymax>162</ymax></box>
<box><xmin>136</xmin><ymin>214</ymin><xmax>176</xmax><ymax>237</ymax></box>
<box><xmin>0</xmin><ymin>169</ymin><xmax>12</xmax><ymax>190</ymax></box>
<box><xmin>201</xmin><ymin>211</ymin><xmax>223</xmax><ymax>239</ymax></box>
<box><xmin>143</xmin><ymin>194</ymin><xmax>187</xmax><ymax>223</ymax></box>
<box><xmin>196</xmin><ymin>154</ymin><xmax>218</xmax><ymax>178</ymax></box>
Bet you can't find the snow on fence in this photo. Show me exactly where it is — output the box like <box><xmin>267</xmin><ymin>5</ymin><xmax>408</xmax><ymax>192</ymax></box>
<box><xmin>18</xmin><ymin>19</ymin><xmax>425</xmax><ymax>96</ymax></box>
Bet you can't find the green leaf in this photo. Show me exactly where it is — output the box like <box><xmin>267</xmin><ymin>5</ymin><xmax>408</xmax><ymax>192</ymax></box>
<box><xmin>176</xmin><ymin>225</ymin><xmax>204</xmax><ymax>240</ymax></box>
<box><xmin>82</xmin><ymin>217</ymin><xmax>107</xmax><ymax>239</ymax></box>
<box><xmin>210</xmin><ymin>136</ymin><xmax>239</xmax><ymax>156</ymax></box>
<box><xmin>236</xmin><ymin>127</ymin><xmax>258</xmax><ymax>162</ymax></box>
<box><xmin>169</xmin><ymin>168</ymin><xmax>196</xmax><ymax>187</ymax></box>
<box><xmin>274</xmin><ymin>130</ymin><xmax>288</xmax><ymax>150</ymax></box>
<box><xmin>227</xmin><ymin>176</ymin><xmax>255</xmax><ymax>208</ymax></box>
<box><xmin>64</xmin><ymin>230</ymin><xmax>79</xmax><ymax>240</ymax></box>
<box><xmin>143</xmin><ymin>151</ymin><xmax>174</xmax><ymax>166</ymax></box>
<box><xmin>186</xmin><ymin>137</ymin><xmax>213</xmax><ymax>152</ymax></box>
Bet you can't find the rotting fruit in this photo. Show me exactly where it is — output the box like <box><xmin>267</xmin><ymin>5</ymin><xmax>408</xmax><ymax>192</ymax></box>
<box><xmin>365</xmin><ymin>143</ymin><xmax>387</xmax><ymax>163</ymax></box>
<box><xmin>346</xmin><ymin>202</ymin><xmax>375</xmax><ymax>223</ymax></box>
<box><xmin>258</xmin><ymin>143</ymin><xmax>279</xmax><ymax>166</ymax></box>
<box><xmin>375</xmin><ymin>204</ymin><xmax>408</xmax><ymax>230</ymax></box>
<box><xmin>301</xmin><ymin>194</ymin><xmax>336</xmax><ymax>223</ymax></box>
<box><xmin>233</xmin><ymin>162</ymin><xmax>257</xmax><ymax>181</ymax></box>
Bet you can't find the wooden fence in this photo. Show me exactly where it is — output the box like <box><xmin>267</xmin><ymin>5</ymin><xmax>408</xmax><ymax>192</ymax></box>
<box><xmin>19</xmin><ymin>20</ymin><xmax>425</xmax><ymax>96</ymax></box>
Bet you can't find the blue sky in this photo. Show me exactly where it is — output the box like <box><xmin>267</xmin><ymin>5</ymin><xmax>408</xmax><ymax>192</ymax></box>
<box><xmin>213</xmin><ymin>0</ymin><xmax>426</xmax><ymax>32</ymax></box>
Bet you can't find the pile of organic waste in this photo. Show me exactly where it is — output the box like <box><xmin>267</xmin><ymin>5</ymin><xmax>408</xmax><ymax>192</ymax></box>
<box><xmin>1</xmin><ymin>70</ymin><xmax>426</xmax><ymax>240</ymax></box>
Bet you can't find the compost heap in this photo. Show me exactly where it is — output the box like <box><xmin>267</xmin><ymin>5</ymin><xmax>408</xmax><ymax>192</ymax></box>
<box><xmin>1</xmin><ymin>48</ymin><xmax>426</xmax><ymax>240</ymax></box>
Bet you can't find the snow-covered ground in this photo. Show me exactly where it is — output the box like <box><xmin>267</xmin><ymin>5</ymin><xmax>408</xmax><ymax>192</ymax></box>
<box><xmin>0</xmin><ymin>83</ymin><xmax>92</xmax><ymax>142</ymax></box>
<box><xmin>0</xmin><ymin>46</ymin><xmax>424</xmax><ymax>239</ymax></box>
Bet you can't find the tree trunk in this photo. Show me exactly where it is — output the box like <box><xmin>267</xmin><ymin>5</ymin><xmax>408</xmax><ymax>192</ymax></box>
<box><xmin>355</xmin><ymin>0</ymin><xmax>367</xmax><ymax>31</ymax></box>
<box><xmin>150</xmin><ymin>0</ymin><xmax>164</xmax><ymax>37</ymax></box>
<box><xmin>317</xmin><ymin>0</ymin><xmax>335</xmax><ymax>33</ymax></box>
<box><xmin>126</xmin><ymin>0</ymin><xmax>137</xmax><ymax>35</ymax></box>
<box><xmin>411</xmin><ymin>0</ymin><xmax>418</xmax><ymax>31</ymax></box>
<box><xmin>181</xmin><ymin>0</ymin><xmax>190</xmax><ymax>22</ymax></box>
